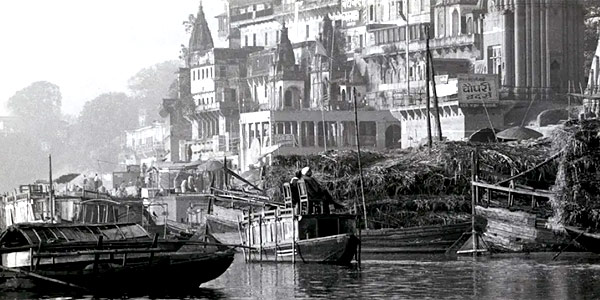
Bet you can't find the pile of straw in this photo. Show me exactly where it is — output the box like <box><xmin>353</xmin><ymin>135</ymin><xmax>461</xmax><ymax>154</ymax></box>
<box><xmin>266</xmin><ymin>140</ymin><xmax>556</xmax><ymax>227</ymax></box>
<box><xmin>551</xmin><ymin>119</ymin><xmax>600</xmax><ymax>230</ymax></box>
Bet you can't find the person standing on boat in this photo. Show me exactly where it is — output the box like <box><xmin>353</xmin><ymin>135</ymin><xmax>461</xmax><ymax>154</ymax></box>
<box><xmin>301</xmin><ymin>167</ymin><xmax>344</xmax><ymax>214</ymax></box>
<box><xmin>93</xmin><ymin>173</ymin><xmax>100</xmax><ymax>191</ymax></box>
<box><xmin>290</xmin><ymin>170</ymin><xmax>302</xmax><ymax>212</ymax></box>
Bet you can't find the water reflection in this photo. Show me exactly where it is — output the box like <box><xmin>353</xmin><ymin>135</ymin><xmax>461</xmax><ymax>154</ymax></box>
<box><xmin>4</xmin><ymin>253</ymin><xmax>600</xmax><ymax>299</ymax></box>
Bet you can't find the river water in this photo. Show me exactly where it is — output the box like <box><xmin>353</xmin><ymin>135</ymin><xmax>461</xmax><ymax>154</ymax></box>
<box><xmin>4</xmin><ymin>253</ymin><xmax>600</xmax><ymax>299</ymax></box>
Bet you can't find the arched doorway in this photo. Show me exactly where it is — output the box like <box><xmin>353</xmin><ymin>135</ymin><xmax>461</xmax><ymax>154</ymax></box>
<box><xmin>284</xmin><ymin>86</ymin><xmax>302</xmax><ymax>109</ymax></box>
<box><xmin>385</xmin><ymin>124</ymin><xmax>402</xmax><ymax>148</ymax></box>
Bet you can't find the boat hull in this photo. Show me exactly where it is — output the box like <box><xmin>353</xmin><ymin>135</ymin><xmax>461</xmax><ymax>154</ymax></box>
<box><xmin>564</xmin><ymin>226</ymin><xmax>600</xmax><ymax>253</ymax></box>
<box><xmin>0</xmin><ymin>249</ymin><xmax>235</xmax><ymax>293</ymax></box>
<box><xmin>361</xmin><ymin>222</ymin><xmax>471</xmax><ymax>256</ymax></box>
<box><xmin>246</xmin><ymin>233</ymin><xmax>358</xmax><ymax>265</ymax></box>
<box><xmin>475</xmin><ymin>206</ymin><xmax>571</xmax><ymax>252</ymax></box>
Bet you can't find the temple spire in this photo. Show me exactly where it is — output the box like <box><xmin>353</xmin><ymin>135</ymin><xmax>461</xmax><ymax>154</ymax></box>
<box><xmin>188</xmin><ymin>1</ymin><xmax>214</xmax><ymax>52</ymax></box>
<box><xmin>276</xmin><ymin>23</ymin><xmax>295</xmax><ymax>72</ymax></box>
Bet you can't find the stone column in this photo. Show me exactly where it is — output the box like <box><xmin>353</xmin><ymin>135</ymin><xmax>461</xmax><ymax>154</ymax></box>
<box><xmin>531</xmin><ymin>0</ymin><xmax>540</xmax><ymax>91</ymax></box>
<box><xmin>564</xmin><ymin>5</ymin><xmax>571</xmax><ymax>89</ymax></box>
<box><xmin>296</xmin><ymin>121</ymin><xmax>302</xmax><ymax>147</ymax></box>
<box><xmin>335</xmin><ymin>121</ymin><xmax>342</xmax><ymax>147</ymax></box>
<box><xmin>503</xmin><ymin>9</ymin><xmax>515</xmax><ymax>88</ymax></box>
<box><xmin>514</xmin><ymin>0</ymin><xmax>526</xmax><ymax>90</ymax></box>
<box><xmin>544</xmin><ymin>0</ymin><xmax>551</xmax><ymax>91</ymax></box>
<box><xmin>259</xmin><ymin>122</ymin><xmax>265</xmax><ymax>147</ymax></box>
<box><xmin>525</xmin><ymin>0</ymin><xmax>532</xmax><ymax>90</ymax></box>
<box><xmin>577</xmin><ymin>6</ymin><xmax>584</xmax><ymax>86</ymax></box>
<box><xmin>314</xmin><ymin>121</ymin><xmax>319</xmax><ymax>148</ymax></box>
<box><xmin>540</xmin><ymin>1</ymin><xmax>547</xmax><ymax>94</ymax></box>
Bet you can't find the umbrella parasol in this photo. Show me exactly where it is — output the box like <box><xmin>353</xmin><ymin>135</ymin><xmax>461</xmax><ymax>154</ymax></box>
<box><xmin>496</xmin><ymin>126</ymin><xmax>543</xmax><ymax>141</ymax></box>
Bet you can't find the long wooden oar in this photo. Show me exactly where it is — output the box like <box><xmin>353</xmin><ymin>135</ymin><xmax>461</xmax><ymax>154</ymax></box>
<box><xmin>553</xmin><ymin>231</ymin><xmax>584</xmax><ymax>260</ymax></box>
<box><xmin>0</xmin><ymin>265</ymin><xmax>89</xmax><ymax>291</ymax></box>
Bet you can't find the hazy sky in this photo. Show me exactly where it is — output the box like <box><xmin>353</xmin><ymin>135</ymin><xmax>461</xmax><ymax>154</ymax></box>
<box><xmin>0</xmin><ymin>0</ymin><xmax>225</xmax><ymax>116</ymax></box>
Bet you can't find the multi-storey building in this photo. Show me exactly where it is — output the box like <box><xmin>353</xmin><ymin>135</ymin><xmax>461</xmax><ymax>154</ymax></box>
<box><xmin>173</xmin><ymin>3</ymin><xmax>263</xmax><ymax>165</ymax></box>
<box><xmin>165</xmin><ymin>0</ymin><xmax>586</xmax><ymax>167</ymax></box>
<box><xmin>238</xmin><ymin>23</ymin><xmax>401</xmax><ymax>171</ymax></box>
<box><xmin>123</xmin><ymin>121</ymin><xmax>168</xmax><ymax>166</ymax></box>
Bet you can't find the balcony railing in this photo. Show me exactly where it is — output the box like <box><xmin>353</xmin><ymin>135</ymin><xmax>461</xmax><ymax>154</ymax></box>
<box><xmin>230</xmin><ymin>8</ymin><xmax>274</xmax><ymax>23</ymax></box>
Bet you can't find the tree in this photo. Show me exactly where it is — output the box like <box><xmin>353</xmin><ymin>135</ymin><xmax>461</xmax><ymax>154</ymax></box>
<box><xmin>6</xmin><ymin>81</ymin><xmax>66</xmax><ymax>153</ymax></box>
<box><xmin>127</xmin><ymin>60</ymin><xmax>180</xmax><ymax>121</ymax></box>
<box><xmin>68</xmin><ymin>92</ymin><xmax>138</xmax><ymax>170</ymax></box>
<box><xmin>1</xmin><ymin>81</ymin><xmax>66</xmax><ymax>192</ymax></box>
<box><xmin>7</xmin><ymin>81</ymin><xmax>62</xmax><ymax>118</ymax></box>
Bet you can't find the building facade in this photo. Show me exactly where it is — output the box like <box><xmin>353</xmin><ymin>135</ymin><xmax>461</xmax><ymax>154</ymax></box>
<box><xmin>165</xmin><ymin>0</ymin><xmax>585</xmax><ymax>163</ymax></box>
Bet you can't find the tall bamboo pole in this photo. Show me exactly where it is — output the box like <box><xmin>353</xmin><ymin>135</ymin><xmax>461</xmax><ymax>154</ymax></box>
<box><xmin>48</xmin><ymin>154</ymin><xmax>54</xmax><ymax>223</ymax></box>
<box><xmin>425</xmin><ymin>28</ymin><xmax>432</xmax><ymax>148</ymax></box>
<box><xmin>427</xmin><ymin>27</ymin><xmax>443</xmax><ymax>141</ymax></box>
<box><xmin>353</xmin><ymin>87</ymin><xmax>368</xmax><ymax>229</ymax></box>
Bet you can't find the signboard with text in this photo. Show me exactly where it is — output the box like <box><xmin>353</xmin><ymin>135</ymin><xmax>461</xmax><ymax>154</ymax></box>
<box><xmin>457</xmin><ymin>74</ymin><xmax>499</xmax><ymax>104</ymax></box>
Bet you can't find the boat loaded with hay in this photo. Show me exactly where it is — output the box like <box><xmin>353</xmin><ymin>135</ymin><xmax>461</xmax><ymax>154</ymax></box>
<box><xmin>260</xmin><ymin>119</ymin><xmax>600</xmax><ymax>255</ymax></box>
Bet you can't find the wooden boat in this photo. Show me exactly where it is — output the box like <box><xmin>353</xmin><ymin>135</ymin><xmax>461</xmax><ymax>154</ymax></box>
<box><xmin>241</xmin><ymin>209</ymin><xmax>358</xmax><ymax>264</ymax></box>
<box><xmin>465</xmin><ymin>151</ymin><xmax>571</xmax><ymax>253</ymax></box>
<box><xmin>0</xmin><ymin>222</ymin><xmax>236</xmax><ymax>293</ymax></box>
<box><xmin>361</xmin><ymin>222</ymin><xmax>471</xmax><ymax>255</ymax></box>
<box><xmin>564</xmin><ymin>226</ymin><xmax>600</xmax><ymax>253</ymax></box>
<box><xmin>240</xmin><ymin>180</ymin><xmax>359</xmax><ymax>265</ymax></box>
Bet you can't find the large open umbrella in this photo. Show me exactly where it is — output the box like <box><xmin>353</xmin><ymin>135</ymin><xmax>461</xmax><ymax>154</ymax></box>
<box><xmin>496</xmin><ymin>126</ymin><xmax>543</xmax><ymax>141</ymax></box>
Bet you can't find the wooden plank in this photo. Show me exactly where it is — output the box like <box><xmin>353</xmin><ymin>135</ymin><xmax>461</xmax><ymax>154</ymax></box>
<box><xmin>0</xmin><ymin>265</ymin><xmax>89</xmax><ymax>291</ymax></box>
<box><xmin>471</xmin><ymin>181</ymin><xmax>554</xmax><ymax>198</ymax></box>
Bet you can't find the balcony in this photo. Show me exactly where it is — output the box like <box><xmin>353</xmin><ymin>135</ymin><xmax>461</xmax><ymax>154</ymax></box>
<box><xmin>230</xmin><ymin>8</ymin><xmax>274</xmax><ymax>24</ymax></box>
<box><xmin>430</xmin><ymin>34</ymin><xmax>480</xmax><ymax>49</ymax></box>
<box><xmin>364</xmin><ymin>33</ymin><xmax>480</xmax><ymax>57</ymax></box>
<box><xmin>195</xmin><ymin>89</ymin><xmax>239</xmax><ymax>113</ymax></box>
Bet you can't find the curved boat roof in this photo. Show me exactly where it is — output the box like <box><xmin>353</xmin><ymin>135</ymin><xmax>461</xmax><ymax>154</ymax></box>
<box><xmin>0</xmin><ymin>223</ymin><xmax>151</xmax><ymax>248</ymax></box>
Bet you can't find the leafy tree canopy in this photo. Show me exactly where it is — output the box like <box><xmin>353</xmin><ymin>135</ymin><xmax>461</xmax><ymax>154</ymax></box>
<box><xmin>127</xmin><ymin>60</ymin><xmax>179</xmax><ymax>121</ymax></box>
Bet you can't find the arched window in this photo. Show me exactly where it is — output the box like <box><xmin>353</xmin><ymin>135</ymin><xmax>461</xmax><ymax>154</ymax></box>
<box><xmin>369</xmin><ymin>5</ymin><xmax>374</xmax><ymax>21</ymax></box>
<box><xmin>278</xmin><ymin>86</ymin><xmax>283</xmax><ymax>108</ymax></box>
<box><xmin>341</xmin><ymin>89</ymin><xmax>346</xmax><ymax>102</ymax></box>
<box><xmin>437</xmin><ymin>11</ymin><xmax>445</xmax><ymax>37</ymax></box>
<box><xmin>284</xmin><ymin>89</ymin><xmax>293</xmax><ymax>107</ymax></box>
<box><xmin>467</xmin><ymin>17</ymin><xmax>473</xmax><ymax>34</ymax></box>
<box><xmin>451</xmin><ymin>9</ymin><xmax>459</xmax><ymax>36</ymax></box>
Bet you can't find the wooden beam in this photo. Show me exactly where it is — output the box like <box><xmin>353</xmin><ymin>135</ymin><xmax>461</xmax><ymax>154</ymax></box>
<box><xmin>471</xmin><ymin>181</ymin><xmax>554</xmax><ymax>198</ymax></box>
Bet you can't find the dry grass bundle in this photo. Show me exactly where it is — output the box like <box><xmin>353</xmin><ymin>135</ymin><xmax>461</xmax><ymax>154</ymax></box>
<box><xmin>264</xmin><ymin>140</ymin><xmax>556</xmax><ymax>228</ymax></box>
<box><xmin>550</xmin><ymin>119</ymin><xmax>600</xmax><ymax>230</ymax></box>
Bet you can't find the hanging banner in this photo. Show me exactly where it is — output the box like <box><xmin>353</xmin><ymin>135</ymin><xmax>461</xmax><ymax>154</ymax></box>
<box><xmin>457</xmin><ymin>74</ymin><xmax>499</xmax><ymax>104</ymax></box>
